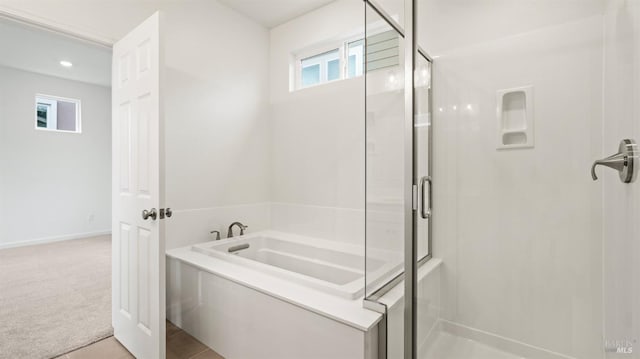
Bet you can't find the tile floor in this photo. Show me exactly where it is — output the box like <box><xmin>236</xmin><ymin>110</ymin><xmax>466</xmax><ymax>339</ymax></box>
<box><xmin>55</xmin><ymin>321</ymin><xmax>224</xmax><ymax>359</ymax></box>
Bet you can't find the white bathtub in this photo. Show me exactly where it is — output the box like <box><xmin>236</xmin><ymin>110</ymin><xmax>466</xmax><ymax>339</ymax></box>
<box><xmin>166</xmin><ymin>230</ymin><xmax>395</xmax><ymax>359</ymax></box>
<box><xmin>190</xmin><ymin>231</ymin><xmax>399</xmax><ymax>299</ymax></box>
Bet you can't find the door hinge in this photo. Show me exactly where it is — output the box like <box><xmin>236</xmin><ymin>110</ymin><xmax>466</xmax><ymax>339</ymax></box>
<box><xmin>158</xmin><ymin>208</ymin><xmax>173</xmax><ymax>220</ymax></box>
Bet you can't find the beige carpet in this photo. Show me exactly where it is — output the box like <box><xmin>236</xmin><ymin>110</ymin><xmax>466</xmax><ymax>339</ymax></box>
<box><xmin>0</xmin><ymin>236</ymin><xmax>113</xmax><ymax>359</ymax></box>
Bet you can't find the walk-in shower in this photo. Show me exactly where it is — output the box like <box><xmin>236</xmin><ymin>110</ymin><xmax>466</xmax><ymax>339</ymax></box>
<box><xmin>362</xmin><ymin>0</ymin><xmax>639</xmax><ymax>358</ymax></box>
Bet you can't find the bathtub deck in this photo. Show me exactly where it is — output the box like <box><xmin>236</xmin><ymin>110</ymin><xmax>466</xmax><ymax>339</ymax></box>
<box><xmin>167</xmin><ymin>231</ymin><xmax>385</xmax><ymax>331</ymax></box>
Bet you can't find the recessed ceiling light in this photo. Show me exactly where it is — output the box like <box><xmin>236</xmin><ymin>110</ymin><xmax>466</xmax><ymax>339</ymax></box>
<box><xmin>59</xmin><ymin>60</ymin><xmax>73</xmax><ymax>68</ymax></box>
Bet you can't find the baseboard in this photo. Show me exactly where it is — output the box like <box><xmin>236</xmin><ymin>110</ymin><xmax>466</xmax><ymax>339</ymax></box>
<box><xmin>0</xmin><ymin>230</ymin><xmax>112</xmax><ymax>250</ymax></box>
<box><xmin>438</xmin><ymin>319</ymin><xmax>576</xmax><ymax>359</ymax></box>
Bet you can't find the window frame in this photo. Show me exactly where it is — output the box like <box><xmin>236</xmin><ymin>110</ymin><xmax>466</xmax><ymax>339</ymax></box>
<box><xmin>294</xmin><ymin>35</ymin><xmax>364</xmax><ymax>90</ymax></box>
<box><xmin>345</xmin><ymin>38</ymin><xmax>365</xmax><ymax>79</ymax></box>
<box><xmin>299</xmin><ymin>48</ymin><xmax>341</xmax><ymax>88</ymax></box>
<box><xmin>34</xmin><ymin>94</ymin><xmax>82</xmax><ymax>134</ymax></box>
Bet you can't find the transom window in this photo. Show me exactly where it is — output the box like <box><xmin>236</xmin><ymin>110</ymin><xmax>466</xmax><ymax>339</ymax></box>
<box><xmin>296</xmin><ymin>38</ymin><xmax>365</xmax><ymax>89</ymax></box>
<box><xmin>301</xmin><ymin>49</ymin><xmax>340</xmax><ymax>87</ymax></box>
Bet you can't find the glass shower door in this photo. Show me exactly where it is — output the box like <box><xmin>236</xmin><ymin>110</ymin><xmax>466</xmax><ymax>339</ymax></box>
<box><xmin>363</xmin><ymin>1</ymin><xmax>433</xmax><ymax>358</ymax></box>
<box><xmin>414</xmin><ymin>53</ymin><xmax>436</xmax><ymax>358</ymax></box>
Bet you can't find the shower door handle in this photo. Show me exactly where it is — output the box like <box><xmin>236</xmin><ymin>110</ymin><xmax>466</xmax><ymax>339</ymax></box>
<box><xmin>591</xmin><ymin>139</ymin><xmax>638</xmax><ymax>183</ymax></box>
<box><xmin>420</xmin><ymin>176</ymin><xmax>432</xmax><ymax>219</ymax></box>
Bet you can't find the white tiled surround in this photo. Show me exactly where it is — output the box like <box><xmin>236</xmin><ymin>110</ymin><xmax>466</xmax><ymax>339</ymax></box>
<box><xmin>270</xmin><ymin>203</ymin><xmax>364</xmax><ymax>247</ymax></box>
<box><xmin>602</xmin><ymin>1</ymin><xmax>640</xmax><ymax>358</ymax></box>
<box><xmin>165</xmin><ymin>204</ymin><xmax>271</xmax><ymax>250</ymax></box>
<box><xmin>268</xmin><ymin>0</ymin><xmax>368</xmax><ymax>252</ymax></box>
<box><xmin>420</xmin><ymin>1</ymin><xmax>606</xmax><ymax>357</ymax></box>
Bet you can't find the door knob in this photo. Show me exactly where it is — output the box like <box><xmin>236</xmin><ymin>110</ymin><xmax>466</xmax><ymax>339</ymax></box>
<box><xmin>142</xmin><ymin>208</ymin><xmax>158</xmax><ymax>220</ymax></box>
<box><xmin>591</xmin><ymin>139</ymin><xmax>638</xmax><ymax>183</ymax></box>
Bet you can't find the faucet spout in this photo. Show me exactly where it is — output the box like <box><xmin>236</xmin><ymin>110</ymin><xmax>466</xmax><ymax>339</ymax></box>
<box><xmin>591</xmin><ymin>152</ymin><xmax>627</xmax><ymax>180</ymax></box>
<box><xmin>227</xmin><ymin>222</ymin><xmax>248</xmax><ymax>238</ymax></box>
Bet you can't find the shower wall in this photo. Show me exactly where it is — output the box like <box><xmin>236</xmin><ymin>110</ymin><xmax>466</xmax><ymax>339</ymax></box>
<box><xmin>163</xmin><ymin>22</ymin><xmax>271</xmax><ymax>208</ymax></box>
<box><xmin>268</xmin><ymin>0</ymin><xmax>366</xmax><ymax>246</ymax></box>
<box><xmin>269</xmin><ymin>81</ymin><xmax>365</xmax><ymax>246</ymax></box>
<box><xmin>420</xmin><ymin>1</ymin><xmax>606</xmax><ymax>357</ymax></box>
<box><xmin>162</xmin><ymin>1</ymin><xmax>272</xmax><ymax>249</ymax></box>
<box><xmin>603</xmin><ymin>1</ymin><xmax>640</xmax><ymax>358</ymax></box>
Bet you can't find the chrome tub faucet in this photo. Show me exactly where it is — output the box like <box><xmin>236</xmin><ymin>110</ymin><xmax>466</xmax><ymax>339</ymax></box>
<box><xmin>227</xmin><ymin>222</ymin><xmax>248</xmax><ymax>238</ymax></box>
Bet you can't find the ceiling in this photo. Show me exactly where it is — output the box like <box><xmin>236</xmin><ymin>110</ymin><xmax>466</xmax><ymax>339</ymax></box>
<box><xmin>217</xmin><ymin>0</ymin><xmax>336</xmax><ymax>28</ymax></box>
<box><xmin>0</xmin><ymin>17</ymin><xmax>111</xmax><ymax>87</ymax></box>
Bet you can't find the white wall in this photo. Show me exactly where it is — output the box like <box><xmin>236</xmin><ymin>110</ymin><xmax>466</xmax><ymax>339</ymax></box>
<box><xmin>0</xmin><ymin>66</ymin><xmax>111</xmax><ymax>247</ymax></box>
<box><xmin>602</xmin><ymin>1</ymin><xmax>640</xmax><ymax>357</ymax></box>
<box><xmin>3</xmin><ymin>0</ymin><xmax>368</xmax><ymax>251</ymax></box>
<box><xmin>0</xmin><ymin>0</ymin><xmax>160</xmax><ymax>44</ymax></box>
<box><xmin>0</xmin><ymin>0</ymin><xmax>273</xmax><ymax>250</ymax></box>
<box><xmin>159</xmin><ymin>0</ymin><xmax>272</xmax><ymax>249</ymax></box>
<box><xmin>419</xmin><ymin>0</ymin><xmax>605</xmax><ymax>55</ymax></box>
<box><xmin>420</xmin><ymin>1</ymin><xmax>606</xmax><ymax>357</ymax></box>
<box><xmin>0</xmin><ymin>0</ymin><xmax>368</xmax><ymax>250</ymax></box>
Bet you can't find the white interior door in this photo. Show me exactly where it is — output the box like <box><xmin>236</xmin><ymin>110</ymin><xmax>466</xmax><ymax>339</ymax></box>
<box><xmin>112</xmin><ymin>12</ymin><xmax>165</xmax><ymax>359</ymax></box>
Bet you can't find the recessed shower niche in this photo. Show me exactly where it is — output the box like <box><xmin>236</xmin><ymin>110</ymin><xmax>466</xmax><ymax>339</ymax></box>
<box><xmin>497</xmin><ymin>86</ymin><xmax>534</xmax><ymax>149</ymax></box>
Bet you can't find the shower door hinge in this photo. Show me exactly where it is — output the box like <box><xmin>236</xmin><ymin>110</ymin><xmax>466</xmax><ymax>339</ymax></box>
<box><xmin>412</xmin><ymin>184</ymin><xmax>418</xmax><ymax>210</ymax></box>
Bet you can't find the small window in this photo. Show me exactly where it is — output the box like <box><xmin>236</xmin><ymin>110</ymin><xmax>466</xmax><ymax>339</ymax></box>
<box><xmin>296</xmin><ymin>37</ymin><xmax>365</xmax><ymax>90</ymax></box>
<box><xmin>300</xmin><ymin>49</ymin><xmax>340</xmax><ymax>88</ymax></box>
<box><xmin>35</xmin><ymin>95</ymin><xmax>81</xmax><ymax>133</ymax></box>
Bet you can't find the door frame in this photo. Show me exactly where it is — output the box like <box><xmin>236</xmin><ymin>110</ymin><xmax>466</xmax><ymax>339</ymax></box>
<box><xmin>0</xmin><ymin>8</ymin><xmax>168</xmax><ymax>356</ymax></box>
<box><xmin>0</xmin><ymin>8</ymin><xmax>114</xmax><ymax>48</ymax></box>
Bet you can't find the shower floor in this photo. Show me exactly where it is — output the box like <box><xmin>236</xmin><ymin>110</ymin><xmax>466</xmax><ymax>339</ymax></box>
<box><xmin>422</xmin><ymin>331</ymin><xmax>524</xmax><ymax>359</ymax></box>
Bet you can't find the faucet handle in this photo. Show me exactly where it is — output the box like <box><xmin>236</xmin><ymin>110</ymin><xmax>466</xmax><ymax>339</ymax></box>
<box><xmin>591</xmin><ymin>139</ymin><xmax>637</xmax><ymax>183</ymax></box>
<box><xmin>210</xmin><ymin>230</ymin><xmax>221</xmax><ymax>240</ymax></box>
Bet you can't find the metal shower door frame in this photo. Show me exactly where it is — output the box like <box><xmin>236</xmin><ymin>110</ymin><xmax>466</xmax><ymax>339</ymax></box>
<box><xmin>362</xmin><ymin>0</ymin><xmax>432</xmax><ymax>358</ymax></box>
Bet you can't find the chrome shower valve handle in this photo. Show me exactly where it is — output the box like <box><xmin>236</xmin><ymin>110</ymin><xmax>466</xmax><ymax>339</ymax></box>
<box><xmin>591</xmin><ymin>139</ymin><xmax>638</xmax><ymax>183</ymax></box>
